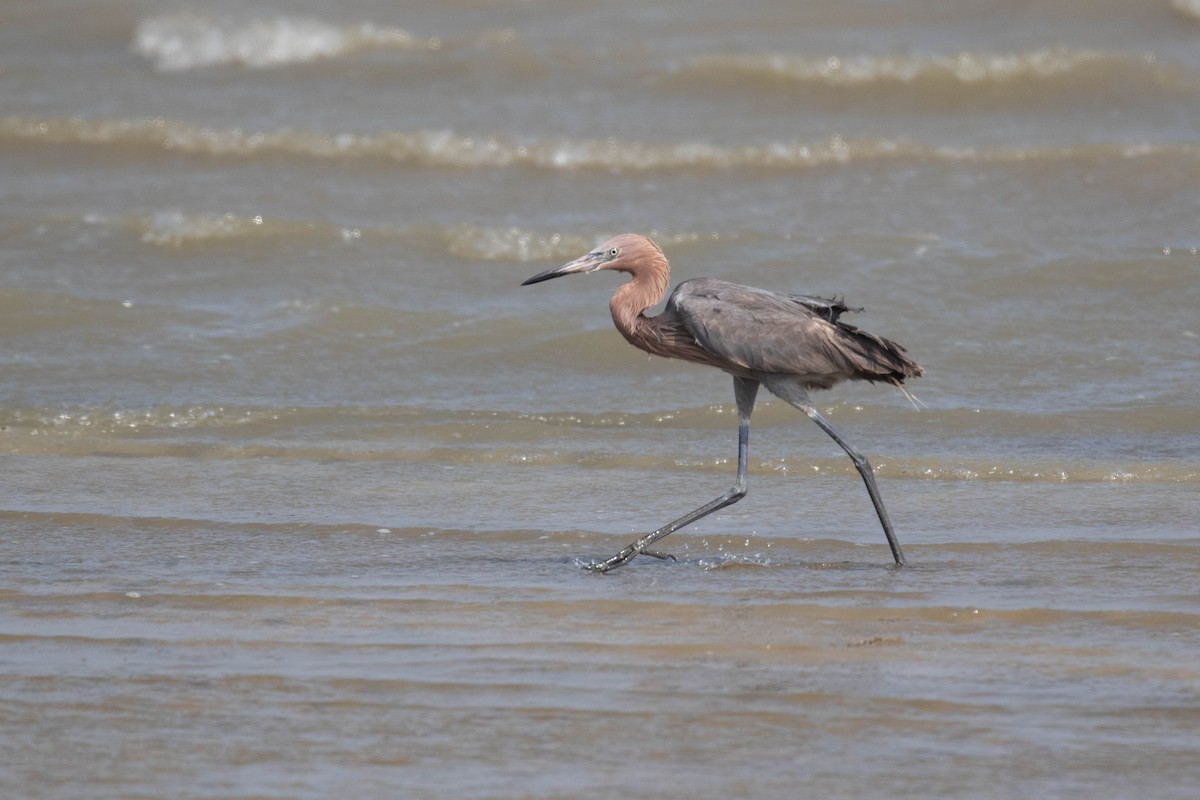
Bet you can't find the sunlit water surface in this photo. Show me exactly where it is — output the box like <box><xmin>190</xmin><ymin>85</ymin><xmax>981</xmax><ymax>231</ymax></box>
<box><xmin>2</xmin><ymin>1</ymin><xmax>1198</xmax><ymax>798</ymax></box>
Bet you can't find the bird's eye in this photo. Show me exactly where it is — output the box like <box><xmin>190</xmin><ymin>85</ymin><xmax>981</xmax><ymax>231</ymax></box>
<box><xmin>607</xmin><ymin>248</ymin><xmax>620</xmax><ymax>259</ymax></box>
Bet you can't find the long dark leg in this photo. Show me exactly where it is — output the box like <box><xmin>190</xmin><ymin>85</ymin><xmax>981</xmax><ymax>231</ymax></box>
<box><xmin>803</xmin><ymin>406</ymin><xmax>907</xmax><ymax>566</ymax></box>
<box><xmin>587</xmin><ymin>377</ymin><xmax>759</xmax><ymax>572</ymax></box>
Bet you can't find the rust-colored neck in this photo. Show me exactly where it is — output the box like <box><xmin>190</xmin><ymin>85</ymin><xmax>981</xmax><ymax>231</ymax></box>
<box><xmin>608</xmin><ymin>248</ymin><xmax>671</xmax><ymax>346</ymax></box>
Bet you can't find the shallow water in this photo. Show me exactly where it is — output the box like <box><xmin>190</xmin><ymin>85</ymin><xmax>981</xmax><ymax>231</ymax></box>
<box><xmin>2</xmin><ymin>1</ymin><xmax>1199</xmax><ymax>798</ymax></box>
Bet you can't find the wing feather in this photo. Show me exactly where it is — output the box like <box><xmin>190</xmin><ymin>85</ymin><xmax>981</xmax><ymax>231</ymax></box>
<box><xmin>665</xmin><ymin>278</ymin><xmax>921</xmax><ymax>387</ymax></box>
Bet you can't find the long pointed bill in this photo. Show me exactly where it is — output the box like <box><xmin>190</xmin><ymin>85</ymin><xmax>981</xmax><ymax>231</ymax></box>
<box><xmin>521</xmin><ymin>251</ymin><xmax>604</xmax><ymax>285</ymax></box>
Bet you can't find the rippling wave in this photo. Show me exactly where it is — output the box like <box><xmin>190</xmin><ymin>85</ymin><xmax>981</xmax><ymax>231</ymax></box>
<box><xmin>5</xmin><ymin>115</ymin><xmax>1198</xmax><ymax>173</ymax></box>
<box><xmin>3</xmin><ymin>509</ymin><xmax>1199</xmax><ymax>577</ymax></box>
<box><xmin>132</xmin><ymin>13</ymin><xmax>514</xmax><ymax>71</ymax></box>
<box><xmin>668</xmin><ymin>48</ymin><xmax>1199</xmax><ymax>101</ymax></box>
<box><xmin>16</xmin><ymin>211</ymin><xmax>732</xmax><ymax>260</ymax></box>
<box><xmin>3</xmin><ymin>403</ymin><xmax>1194</xmax><ymax>484</ymax></box>
<box><xmin>133</xmin><ymin>210</ymin><xmax>353</xmax><ymax>248</ymax></box>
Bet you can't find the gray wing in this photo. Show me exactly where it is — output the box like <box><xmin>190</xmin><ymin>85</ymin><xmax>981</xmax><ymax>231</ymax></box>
<box><xmin>785</xmin><ymin>293</ymin><xmax>861</xmax><ymax>322</ymax></box>
<box><xmin>666</xmin><ymin>278</ymin><xmax>920</xmax><ymax>387</ymax></box>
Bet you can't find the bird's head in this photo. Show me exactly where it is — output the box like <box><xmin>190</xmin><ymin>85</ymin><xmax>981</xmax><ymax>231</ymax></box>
<box><xmin>521</xmin><ymin>234</ymin><xmax>664</xmax><ymax>285</ymax></box>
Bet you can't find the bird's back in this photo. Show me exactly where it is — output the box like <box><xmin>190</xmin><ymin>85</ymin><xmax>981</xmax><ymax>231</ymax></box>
<box><xmin>655</xmin><ymin>278</ymin><xmax>922</xmax><ymax>390</ymax></box>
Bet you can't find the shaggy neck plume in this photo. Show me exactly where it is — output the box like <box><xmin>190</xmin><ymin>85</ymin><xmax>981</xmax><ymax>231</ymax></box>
<box><xmin>608</xmin><ymin>246</ymin><xmax>671</xmax><ymax>344</ymax></box>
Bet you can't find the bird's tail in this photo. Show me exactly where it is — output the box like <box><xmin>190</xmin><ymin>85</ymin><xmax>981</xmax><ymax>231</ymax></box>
<box><xmin>834</xmin><ymin>320</ymin><xmax>925</xmax><ymax>397</ymax></box>
<box><xmin>894</xmin><ymin>382</ymin><xmax>926</xmax><ymax>410</ymax></box>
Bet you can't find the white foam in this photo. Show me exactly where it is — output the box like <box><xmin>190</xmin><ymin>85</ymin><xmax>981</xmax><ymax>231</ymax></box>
<box><xmin>133</xmin><ymin>14</ymin><xmax>426</xmax><ymax>71</ymax></box>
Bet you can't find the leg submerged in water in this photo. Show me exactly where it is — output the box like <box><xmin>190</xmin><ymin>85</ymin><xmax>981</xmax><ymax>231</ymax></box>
<box><xmin>587</xmin><ymin>377</ymin><xmax>760</xmax><ymax>572</ymax></box>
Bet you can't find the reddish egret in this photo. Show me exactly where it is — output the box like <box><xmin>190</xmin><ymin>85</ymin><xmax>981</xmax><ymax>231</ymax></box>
<box><xmin>522</xmin><ymin>234</ymin><xmax>922</xmax><ymax>572</ymax></box>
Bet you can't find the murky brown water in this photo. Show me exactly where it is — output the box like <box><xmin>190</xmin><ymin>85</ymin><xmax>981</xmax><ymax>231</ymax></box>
<box><xmin>3</xmin><ymin>1</ymin><xmax>1199</xmax><ymax>798</ymax></box>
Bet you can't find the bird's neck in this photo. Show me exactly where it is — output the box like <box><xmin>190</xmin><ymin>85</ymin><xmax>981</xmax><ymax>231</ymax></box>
<box><xmin>609</xmin><ymin>255</ymin><xmax>671</xmax><ymax>345</ymax></box>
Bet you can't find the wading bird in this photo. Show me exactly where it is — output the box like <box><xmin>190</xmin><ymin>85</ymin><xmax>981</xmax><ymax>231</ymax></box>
<box><xmin>522</xmin><ymin>234</ymin><xmax>922</xmax><ymax>572</ymax></box>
